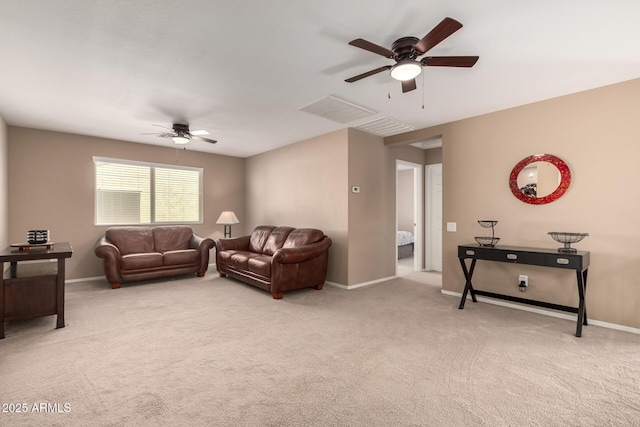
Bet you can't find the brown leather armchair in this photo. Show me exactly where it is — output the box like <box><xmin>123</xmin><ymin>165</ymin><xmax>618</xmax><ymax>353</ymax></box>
<box><xmin>95</xmin><ymin>226</ymin><xmax>214</xmax><ymax>289</ymax></box>
<box><xmin>215</xmin><ymin>226</ymin><xmax>331</xmax><ymax>299</ymax></box>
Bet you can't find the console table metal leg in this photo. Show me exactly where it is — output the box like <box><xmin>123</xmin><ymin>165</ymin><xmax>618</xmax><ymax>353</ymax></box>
<box><xmin>458</xmin><ymin>258</ymin><xmax>477</xmax><ymax>309</ymax></box>
<box><xmin>581</xmin><ymin>269</ymin><xmax>588</xmax><ymax>326</ymax></box>
<box><xmin>56</xmin><ymin>258</ymin><xmax>65</xmax><ymax>329</ymax></box>
<box><xmin>575</xmin><ymin>269</ymin><xmax>587</xmax><ymax>337</ymax></box>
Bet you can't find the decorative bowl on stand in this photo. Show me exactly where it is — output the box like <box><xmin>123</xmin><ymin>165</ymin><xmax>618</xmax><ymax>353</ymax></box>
<box><xmin>548</xmin><ymin>232</ymin><xmax>589</xmax><ymax>253</ymax></box>
<box><xmin>475</xmin><ymin>236</ymin><xmax>500</xmax><ymax>247</ymax></box>
<box><xmin>475</xmin><ymin>220</ymin><xmax>499</xmax><ymax>247</ymax></box>
<box><xmin>478</xmin><ymin>220</ymin><xmax>498</xmax><ymax>229</ymax></box>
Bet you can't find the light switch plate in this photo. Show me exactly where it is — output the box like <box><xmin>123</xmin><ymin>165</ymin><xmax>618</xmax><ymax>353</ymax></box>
<box><xmin>446</xmin><ymin>222</ymin><xmax>457</xmax><ymax>232</ymax></box>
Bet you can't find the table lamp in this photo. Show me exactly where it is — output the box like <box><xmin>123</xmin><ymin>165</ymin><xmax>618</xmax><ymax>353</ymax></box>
<box><xmin>216</xmin><ymin>211</ymin><xmax>239</xmax><ymax>238</ymax></box>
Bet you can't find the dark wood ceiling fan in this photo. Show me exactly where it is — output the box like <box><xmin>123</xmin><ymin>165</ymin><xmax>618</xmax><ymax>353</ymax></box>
<box><xmin>345</xmin><ymin>17</ymin><xmax>479</xmax><ymax>93</ymax></box>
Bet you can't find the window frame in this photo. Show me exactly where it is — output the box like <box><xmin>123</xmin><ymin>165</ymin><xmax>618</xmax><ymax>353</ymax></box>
<box><xmin>93</xmin><ymin>156</ymin><xmax>204</xmax><ymax>226</ymax></box>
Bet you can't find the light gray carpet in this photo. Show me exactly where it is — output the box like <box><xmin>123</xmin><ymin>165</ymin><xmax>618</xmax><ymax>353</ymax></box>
<box><xmin>1</xmin><ymin>272</ymin><xmax>639</xmax><ymax>426</ymax></box>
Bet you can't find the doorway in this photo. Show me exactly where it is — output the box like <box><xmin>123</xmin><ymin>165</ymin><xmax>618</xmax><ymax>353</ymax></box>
<box><xmin>396</xmin><ymin>160</ymin><xmax>423</xmax><ymax>275</ymax></box>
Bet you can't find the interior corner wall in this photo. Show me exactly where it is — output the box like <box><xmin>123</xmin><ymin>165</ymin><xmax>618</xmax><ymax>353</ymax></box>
<box><xmin>424</xmin><ymin>146</ymin><xmax>442</xmax><ymax>164</ymax></box>
<box><xmin>245</xmin><ymin>129</ymin><xmax>349</xmax><ymax>285</ymax></box>
<box><xmin>421</xmin><ymin>78</ymin><xmax>640</xmax><ymax>330</ymax></box>
<box><xmin>347</xmin><ymin>129</ymin><xmax>425</xmax><ymax>286</ymax></box>
<box><xmin>7</xmin><ymin>126</ymin><xmax>245</xmax><ymax>280</ymax></box>
<box><xmin>0</xmin><ymin>114</ymin><xmax>7</xmax><ymax>248</ymax></box>
<box><xmin>347</xmin><ymin>129</ymin><xmax>392</xmax><ymax>285</ymax></box>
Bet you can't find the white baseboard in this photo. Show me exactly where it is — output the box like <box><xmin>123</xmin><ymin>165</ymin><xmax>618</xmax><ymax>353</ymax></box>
<box><xmin>442</xmin><ymin>289</ymin><xmax>640</xmax><ymax>336</ymax></box>
<box><xmin>66</xmin><ymin>276</ymin><xmax>105</xmax><ymax>283</ymax></box>
<box><xmin>326</xmin><ymin>275</ymin><xmax>397</xmax><ymax>290</ymax></box>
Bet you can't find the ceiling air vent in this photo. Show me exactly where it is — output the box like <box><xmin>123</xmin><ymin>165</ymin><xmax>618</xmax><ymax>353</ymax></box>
<box><xmin>355</xmin><ymin>117</ymin><xmax>415</xmax><ymax>137</ymax></box>
<box><xmin>298</xmin><ymin>95</ymin><xmax>376</xmax><ymax>124</ymax></box>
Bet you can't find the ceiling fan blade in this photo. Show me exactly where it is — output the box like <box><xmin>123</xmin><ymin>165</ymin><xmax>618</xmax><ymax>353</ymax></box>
<box><xmin>413</xmin><ymin>17</ymin><xmax>463</xmax><ymax>54</ymax></box>
<box><xmin>191</xmin><ymin>135</ymin><xmax>217</xmax><ymax>144</ymax></box>
<box><xmin>152</xmin><ymin>124</ymin><xmax>173</xmax><ymax>130</ymax></box>
<box><xmin>345</xmin><ymin>65</ymin><xmax>392</xmax><ymax>83</ymax></box>
<box><xmin>348</xmin><ymin>38</ymin><xmax>395</xmax><ymax>58</ymax></box>
<box><xmin>156</xmin><ymin>132</ymin><xmax>177</xmax><ymax>138</ymax></box>
<box><xmin>422</xmin><ymin>56</ymin><xmax>479</xmax><ymax>67</ymax></box>
<box><xmin>401</xmin><ymin>79</ymin><xmax>417</xmax><ymax>93</ymax></box>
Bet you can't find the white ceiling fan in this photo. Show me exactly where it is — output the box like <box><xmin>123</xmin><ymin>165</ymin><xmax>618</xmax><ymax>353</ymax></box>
<box><xmin>143</xmin><ymin>123</ymin><xmax>217</xmax><ymax>145</ymax></box>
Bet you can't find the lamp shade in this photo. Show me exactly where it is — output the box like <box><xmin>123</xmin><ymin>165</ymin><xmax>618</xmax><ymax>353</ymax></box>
<box><xmin>216</xmin><ymin>211</ymin><xmax>239</xmax><ymax>225</ymax></box>
<box><xmin>390</xmin><ymin>60</ymin><xmax>422</xmax><ymax>81</ymax></box>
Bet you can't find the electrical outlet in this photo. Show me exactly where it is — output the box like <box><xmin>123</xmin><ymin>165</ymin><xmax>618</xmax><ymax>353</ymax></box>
<box><xmin>519</xmin><ymin>275</ymin><xmax>528</xmax><ymax>287</ymax></box>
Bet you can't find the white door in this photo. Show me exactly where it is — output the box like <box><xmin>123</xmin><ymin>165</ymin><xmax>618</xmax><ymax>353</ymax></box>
<box><xmin>426</xmin><ymin>164</ymin><xmax>443</xmax><ymax>271</ymax></box>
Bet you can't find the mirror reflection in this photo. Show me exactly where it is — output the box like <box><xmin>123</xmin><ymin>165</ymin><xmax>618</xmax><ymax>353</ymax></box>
<box><xmin>509</xmin><ymin>154</ymin><xmax>571</xmax><ymax>205</ymax></box>
<box><xmin>516</xmin><ymin>161</ymin><xmax>561</xmax><ymax>198</ymax></box>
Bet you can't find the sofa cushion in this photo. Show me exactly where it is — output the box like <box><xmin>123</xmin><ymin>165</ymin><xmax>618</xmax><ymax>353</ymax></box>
<box><xmin>262</xmin><ymin>226</ymin><xmax>294</xmax><ymax>255</ymax></box>
<box><xmin>219</xmin><ymin>250</ymin><xmax>256</xmax><ymax>270</ymax></box>
<box><xmin>247</xmin><ymin>255</ymin><xmax>272</xmax><ymax>277</ymax></box>
<box><xmin>154</xmin><ymin>226</ymin><xmax>192</xmax><ymax>253</ymax></box>
<box><xmin>163</xmin><ymin>249</ymin><xmax>199</xmax><ymax>266</ymax></box>
<box><xmin>121</xmin><ymin>252</ymin><xmax>163</xmax><ymax>270</ymax></box>
<box><xmin>283</xmin><ymin>228</ymin><xmax>324</xmax><ymax>248</ymax></box>
<box><xmin>106</xmin><ymin>227</ymin><xmax>154</xmax><ymax>255</ymax></box>
<box><xmin>249</xmin><ymin>226</ymin><xmax>275</xmax><ymax>253</ymax></box>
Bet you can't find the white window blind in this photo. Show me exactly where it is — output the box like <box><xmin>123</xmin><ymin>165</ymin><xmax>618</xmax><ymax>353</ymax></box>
<box><xmin>94</xmin><ymin>157</ymin><xmax>203</xmax><ymax>225</ymax></box>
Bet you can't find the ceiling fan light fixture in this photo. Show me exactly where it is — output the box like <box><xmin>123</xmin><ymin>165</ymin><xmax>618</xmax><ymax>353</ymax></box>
<box><xmin>390</xmin><ymin>60</ymin><xmax>422</xmax><ymax>81</ymax></box>
<box><xmin>172</xmin><ymin>135</ymin><xmax>190</xmax><ymax>145</ymax></box>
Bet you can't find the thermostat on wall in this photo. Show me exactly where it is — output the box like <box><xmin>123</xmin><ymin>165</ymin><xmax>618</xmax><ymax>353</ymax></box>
<box><xmin>351</xmin><ymin>186</ymin><xmax>360</xmax><ymax>193</ymax></box>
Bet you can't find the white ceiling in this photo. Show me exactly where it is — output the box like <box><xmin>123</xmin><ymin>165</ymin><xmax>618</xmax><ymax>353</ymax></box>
<box><xmin>1</xmin><ymin>1</ymin><xmax>640</xmax><ymax>158</ymax></box>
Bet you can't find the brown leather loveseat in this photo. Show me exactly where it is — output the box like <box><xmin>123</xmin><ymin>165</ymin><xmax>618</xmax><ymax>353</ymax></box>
<box><xmin>95</xmin><ymin>226</ymin><xmax>214</xmax><ymax>289</ymax></box>
<box><xmin>215</xmin><ymin>226</ymin><xmax>332</xmax><ymax>299</ymax></box>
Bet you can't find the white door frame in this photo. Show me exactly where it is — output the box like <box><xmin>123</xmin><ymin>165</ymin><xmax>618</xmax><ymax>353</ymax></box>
<box><xmin>396</xmin><ymin>160</ymin><xmax>424</xmax><ymax>273</ymax></box>
<box><xmin>425</xmin><ymin>163</ymin><xmax>443</xmax><ymax>271</ymax></box>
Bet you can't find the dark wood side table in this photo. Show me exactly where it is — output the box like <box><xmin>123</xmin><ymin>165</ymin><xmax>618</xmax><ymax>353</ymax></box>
<box><xmin>0</xmin><ymin>242</ymin><xmax>73</xmax><ymax>338</ymax></box>
<box><xmin>458</xmin><ymin>244</ymin><xmax>590</xmax><ymax>337</ymax></box>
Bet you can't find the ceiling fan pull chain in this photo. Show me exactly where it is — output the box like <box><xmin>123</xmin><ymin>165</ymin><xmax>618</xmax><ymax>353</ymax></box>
<box><xmin>421</xmin><ymin>71</ymin><xmax>425</xmax><ymax>109</ymax></box>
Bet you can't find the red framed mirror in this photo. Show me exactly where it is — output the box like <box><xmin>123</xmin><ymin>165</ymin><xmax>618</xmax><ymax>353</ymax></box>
<box><xmin>509</xmin><ymin>154</ymin><xmax>571</xmax><ymax>205</ymax></box>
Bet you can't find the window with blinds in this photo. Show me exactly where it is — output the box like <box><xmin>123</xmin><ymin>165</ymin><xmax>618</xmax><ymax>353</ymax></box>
<box><xmin>94</xmin><ymin>157</ymin><xmax>203</xmax><ymax>225</ymax></box>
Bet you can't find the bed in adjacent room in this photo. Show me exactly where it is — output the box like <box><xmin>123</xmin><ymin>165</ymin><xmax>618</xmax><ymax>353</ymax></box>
<box><xmin>397</xmin><ymin>230</ymin><xmax>414</xmax><ymax>259</ymax></box>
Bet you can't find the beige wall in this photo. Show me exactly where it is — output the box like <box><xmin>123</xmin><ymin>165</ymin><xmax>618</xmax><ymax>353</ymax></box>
<box><xmin>347</xmin><ymin>129</ymin><xmax>394</xmax><ymax>284</ymax></box>
<box><xmin>388</xmin><ymin>77</ymin><xmax>640</xmax><ymax>330</ymax></box>
<box><xmin>7</xmin><ymin>127</ymin><xmax>245</xmax><ymax>280</ymax></box>
<box><xmin>245</xmin><ymin>129</ymin><xmax>349</xmax><ymax>284</ymax></box>
<box><xmin>348</xmin><ymin>130</ymin><xmax>425</xmax><ymax>284</ymax></box>
<box><xmin>424</xmin><ymin>146</ymin><xmax>442</xmax><ymax>165</ymax></box>
<box><xmin>0</xmin><ymin>114</ymin><xmax>7</xmax><ymax>248</ymax></box>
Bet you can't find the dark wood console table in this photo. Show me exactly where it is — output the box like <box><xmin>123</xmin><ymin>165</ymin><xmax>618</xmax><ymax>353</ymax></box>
<box><xmin>458</xmin><ymin>244</ymin><xmax>590</xmax><ymax>337</ymax></box>
<box><xmin>0</xmin><ymin>242</ymin><xmax>73</xmax><ymax>338</ymax></box>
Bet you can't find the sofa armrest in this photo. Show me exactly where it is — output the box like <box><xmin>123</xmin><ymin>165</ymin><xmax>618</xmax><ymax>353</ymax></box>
<box><xmin>272</xmin><ymin>237</ymin><xmax>332</xmax><ymax>264</ymax></box>
<box><xmin>95</xmin><ymin>236</ymin><xmax>121</xmax><ymax>260</ymax></box>
<box><xmin>215</xmin><ymin>235</ymin><xmax>251</xmax><ymax>251</ymax></box>
<box><xmin>94</xmin><ymin>236</ymin><xmax>122</xmax><ymax>285</ymax></box>
<box><xmin>189</xmin><ymin>233</ymin><xmax>215</xmax><ymax>273</ymax></box>
<box><xmin>189</xmin><ymin>233</ymin><xmax>215</xmax><ymax>251</ymax></box>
